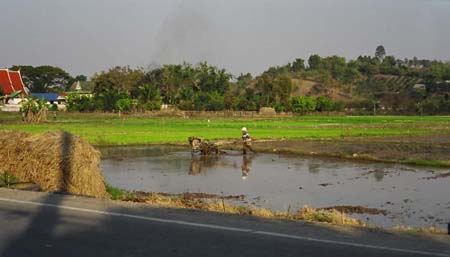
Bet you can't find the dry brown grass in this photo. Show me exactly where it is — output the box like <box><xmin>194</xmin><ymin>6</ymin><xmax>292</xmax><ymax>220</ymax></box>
<box><xmin>392</xmin><ymin>225</ymin><xmax>446</xmax><ymax>235</ymax></box>
<box><xmin>0</xmin><ymin>130</ymin><xmax>108</xmax><ymax>198</ymax></box>
<box><xmin>123</xmin><ymin>192</ymin><xmax>448</xmax><ymax>234</ymax></box>
<box><xmin>122</xmin><ymin>192</ymin><xmax>364</xmax><ymax>226</ymax></box>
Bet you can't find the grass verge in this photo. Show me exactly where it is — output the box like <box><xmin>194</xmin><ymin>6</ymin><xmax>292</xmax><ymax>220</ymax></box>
<box><xmin>0</xmin><ymin>172</ymin><xmax>18</xmax><ymax>188</ymax></box>
<box><xmin>105</xmin><ymin>184</ymin><xmax>127</xmax><ymax>200</ymax></box>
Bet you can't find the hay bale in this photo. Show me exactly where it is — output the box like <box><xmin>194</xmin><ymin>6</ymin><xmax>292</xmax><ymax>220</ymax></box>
<box><xmin>0</xmin><ymin>130</ymin><xmax>108</xmax><ymax>198</ymax></box>
<box><xmin>259</xmin><ymin>107</ymin><xmax>276</xmax><ymax>116</ymax></box>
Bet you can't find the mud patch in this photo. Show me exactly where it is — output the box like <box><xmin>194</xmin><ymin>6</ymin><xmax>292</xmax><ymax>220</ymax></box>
<box><xmin>123</xmin><ymin>191</ymin><xmax>244</xmax><ymax>202</ymax></box>
<box><xmin>252</xmin><ymin>134</ymin><xmax>450</xmax><ymax>166</ymax></box>
<box><xmin>321</xmin><ymin>205</ymin><xmax>388</xmax><ymax>216</ymax></box>
<box><xmin>422</xmin><ymin>172</ymin><xmax>450</xmax><ymax>180</ymax></box>
<box><xmin>158</xmin><ymin>192</ymin><xmax>244</xmax><ymax>200</ymax></box>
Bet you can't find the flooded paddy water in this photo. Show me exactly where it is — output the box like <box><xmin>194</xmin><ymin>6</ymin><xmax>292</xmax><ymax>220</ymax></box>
<box><xmin>100</xmin><ymin>146</ymin><xmax>450</xmax><ymax>230</ymax></box>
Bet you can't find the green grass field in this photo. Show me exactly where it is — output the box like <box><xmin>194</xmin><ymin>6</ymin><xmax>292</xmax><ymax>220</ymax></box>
<box><xmin>1</xmin><ymin>112</ymin><xmax>450</xmax><ymax>146</ymax></box>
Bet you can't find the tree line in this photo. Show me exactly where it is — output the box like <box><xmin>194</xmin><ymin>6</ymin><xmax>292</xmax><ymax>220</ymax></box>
<box><xmin>9</xmin><ymin>46</ymin><xmax>450</xmax><ymax>114</ymax></box>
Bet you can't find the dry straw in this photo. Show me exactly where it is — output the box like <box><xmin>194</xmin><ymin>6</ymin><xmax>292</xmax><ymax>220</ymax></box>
<box><xmin>0</xmin><ymin>130</ymin><xmax>108</xmax><ymax>198</ymax></box>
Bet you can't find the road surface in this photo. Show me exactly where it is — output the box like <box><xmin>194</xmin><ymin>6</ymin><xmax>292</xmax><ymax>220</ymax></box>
<box><xmin>0</xmin><ymin>188</ymin><xmax>449</xmax><ymax>257</ymax></box>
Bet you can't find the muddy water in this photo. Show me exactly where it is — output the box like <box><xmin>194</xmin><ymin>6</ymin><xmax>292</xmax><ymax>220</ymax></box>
<box><xmin>100</xmin><ymin>146</ymin><xmax>450</xmax><ymax>230</ymax></box>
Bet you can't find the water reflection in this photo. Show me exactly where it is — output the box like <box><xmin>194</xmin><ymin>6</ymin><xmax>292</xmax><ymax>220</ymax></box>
<box><xmin>189</xmin><ymin>155</ymin><xmax>220</xmax><ymax>175</ymax></box>
<box><xmin>308</xmin><ymin>162</ymin><xmax>321</xmax><ymax>174</ymax></box>
<box><xmin>374</xmin><ymin>169</ymin><xmax>385</xmax><ymax>182</ymax></box>
<box><xmin>241</xmin><ymin>155</ymin><xmax>254</xmax><ymax>180</ymax></box>
<box><xmin>189</xmin><ymin>154</ymin><xmax>255</xmax><ymax>179</ymax></box>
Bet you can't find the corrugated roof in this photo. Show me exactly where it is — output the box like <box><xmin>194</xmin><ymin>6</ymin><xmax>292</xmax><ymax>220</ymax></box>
<box><xmin>30</xmin><ymin>93</ymin><xmax>60</xmax><ymax>101</ymax></box>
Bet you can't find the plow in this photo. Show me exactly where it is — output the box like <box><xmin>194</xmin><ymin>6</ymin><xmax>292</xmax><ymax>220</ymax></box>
<box><xmin>188</xmin><ymin>137</ymin><xmax>229</xmax><ymax>155</ymax></box>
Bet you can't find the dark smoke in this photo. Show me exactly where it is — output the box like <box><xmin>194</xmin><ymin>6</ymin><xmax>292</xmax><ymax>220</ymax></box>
<box><xmin>151</xmin><ymin>1</ymin><xmax>220</xmax><ymax>67</ymax></box>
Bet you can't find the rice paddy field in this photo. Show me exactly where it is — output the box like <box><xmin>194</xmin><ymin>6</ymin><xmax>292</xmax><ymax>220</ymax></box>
<box><xmin>2</xmin><ymin>111</ymin><xmax>450</xmax><ymax>231</ymax></box>
<box><xmin>1</xmin><ymin>112</ymin><xmax>450</xmax><ymax>146</ymax></box>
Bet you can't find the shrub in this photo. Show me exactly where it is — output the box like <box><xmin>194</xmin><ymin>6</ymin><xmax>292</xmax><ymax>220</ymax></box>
<box><xmin>0</xmin><ymin>172</ymin><xmax>17</xmax><ymax>188</ymax></box>
<box><xmin>115</xmin><ymin>98</ymin><xmax>132</xmax><ymax>112</ymax></box>
<box><xmin>291</xmin><ymin>96</ymin><xmax>317</xmax><ymax>113</ymax></box>
<box><xmin>66</xmin><ymin>93</ymin><xmax>95</xmax><ymax>112</ymax></box>
<box><xmin>316</xmin><ymin>96</ymin><xmax>335</xmax><ymax>111</ymax></box>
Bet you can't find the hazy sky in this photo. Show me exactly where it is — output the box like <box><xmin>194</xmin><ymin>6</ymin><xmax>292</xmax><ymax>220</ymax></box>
<box><xmin>1</xmin><ymin>0</ymin><xmax>449</xmax><ymax>77</ymax></box>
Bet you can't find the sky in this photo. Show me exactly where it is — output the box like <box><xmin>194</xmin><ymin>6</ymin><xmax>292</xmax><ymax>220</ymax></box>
<box><xmin>0</xmin><ymin>0</ymin><xmax>449</xmax><ymax>77</ymax></box>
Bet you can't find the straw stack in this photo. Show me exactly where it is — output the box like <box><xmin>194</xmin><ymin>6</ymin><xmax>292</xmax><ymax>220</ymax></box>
<box><xmin>0</xmin><ymin>130</ymin><xmax>108</xmax><ymax>198</ymax></box>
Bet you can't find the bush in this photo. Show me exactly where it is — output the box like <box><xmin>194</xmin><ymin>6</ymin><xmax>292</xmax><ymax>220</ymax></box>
<box><xmin>291</xmin><ymin>96</ymin><xmax>317</xmax><ymax>113</ymax></box>
<box><xmin>416</xmin><ymin>97</ymin><xmax>449</xmax><ymax>115</ymax></box>
<box><xmin>178</xmin><ymin>100</ymin><xmax>195</xmax><ymax>110</ymax></box>
<box><xmin>0</xmin><ymin>172</ymin><xmax>17</xmax><ymax>188</ymax></box>
<box><xmin>66</xmin><ymin>93</ymin><xmax>95</xmax><ymax>112</ymax></box>
<box><xmin>334</xmin><ymin>101</ymin><xmax>345</xmax><ymax>112</ymax></box>
<box><xmin>316</xmin><ymin>96</ymin><xmax>334</xmax><ymax>112</ymax></box>
<box><xmin>142</xmin><ymin>101</ymin><xmax>161</xmax><ymax>111</ymax></box>
<box><xmin>115</xmin><ymin>98</ymin><xmax>132</xmax><ymax>112</ymax></box>
<box><xmin>48</xmin><ymin>103</ymin><xmax>58</xmax><ymax>112</ymax></box>
<box><xmin>105</xmin><ymin>184</ymin><xmax>126</xmax><ymax>200</ymax></box>
<box><xmin>20</xmin><ymin>98</ymin><xmax>47</xmax><ymax>123</ymax></box>
<box><xmin>94</xmin><ymin>90</ymin><xmax>129</xmax><ymax>112</ymax></box>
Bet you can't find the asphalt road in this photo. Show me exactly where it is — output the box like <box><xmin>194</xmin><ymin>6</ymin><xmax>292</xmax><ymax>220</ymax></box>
<box><xmin>0</xmin><ymin>188</ymin><xmax>449</xmax><ymax>257</ymax></box>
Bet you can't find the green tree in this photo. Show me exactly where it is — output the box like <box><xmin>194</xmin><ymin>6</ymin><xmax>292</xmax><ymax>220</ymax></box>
<box><xmin>273</xmin><ymin>74</ymin><xmax>293</xmax><ymax>107</ymax></box>
<box><xmin>10</xmin><ymin>65</ymin><xmax>72</xmax><ymax>92</ymax></box>
<box><xmin>92</xmin><ymin>66</ymin><xmax>145</xmax><ymax>95</ymax></box>
<box><xmin>308</xmin><ymin>54</ymin><xmax>322</xmax><ymax>70</ymax></box>
<box><xmin>206</xmin><ymin>91</ymin><xmax>225</xmax><ymax>111</ymax></box>
<box><xmin>236</xmin><ymin>73</ymin><xmax>253</xmax><ymax>88</ymax></box>
<box><xmin>92</xmin><ymin>66</ymin><xmax>145</xmax><ymax>110</ymax></box>
<box><xmin>355</xmin><ymin>56</ymin><xmax>380</xmax><ymax>75</ymax></box>
<box><xmin>291</xmin><ymin>58</ymin><xmax>305</xmax><ymax>72</ymax></box>
<box><xmin>375</xmin><ymin>45</ymin><xmax>386</xmax><ymax>61</ymax></box>
<box><xmin>137</xmin><ymin>83</ymin><xmax>162</xmax><ymax>111</ymax></box>
<box><xmin>68</xmin><ymin>75</ymin><xmax>88</xmax><ymax>87</ymax></box>
<box><xmin>256</xmin><ymin>74</ymin><xmax>275</xmax><ymax>106</ymax></box>
<box><xmin>195</xmin><ymin>62</ymin><xmax>231</xmax><ymax>94</ymax></box>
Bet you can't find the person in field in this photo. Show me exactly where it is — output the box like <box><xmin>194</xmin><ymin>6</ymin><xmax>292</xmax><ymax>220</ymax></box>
<box><xmin>241</xmin><ymin>127</ymin><xmax>255</xmax><ymax>155</ymax></box>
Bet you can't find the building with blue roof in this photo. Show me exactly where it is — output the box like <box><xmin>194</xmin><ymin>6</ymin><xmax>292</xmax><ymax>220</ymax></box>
<box><xmin>30</xmin><ymin>93</ymin><xmax>66</xmax><ymax>105</ymax></box>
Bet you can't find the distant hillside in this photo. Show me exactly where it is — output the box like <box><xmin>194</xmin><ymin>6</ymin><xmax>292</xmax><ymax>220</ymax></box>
<box><xmin>290</xmin><ymin>79</ymin><xmax>353</xmax><ymax>102</ymax></box>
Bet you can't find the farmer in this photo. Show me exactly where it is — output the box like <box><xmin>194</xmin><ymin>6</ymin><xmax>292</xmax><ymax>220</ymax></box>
<box><xmin>241</xmin><ymin>127</ymin><xmax>254</xmax><ymax>155</ymax></box>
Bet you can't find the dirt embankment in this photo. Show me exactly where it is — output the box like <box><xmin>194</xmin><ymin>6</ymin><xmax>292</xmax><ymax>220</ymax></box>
<box><xmin>250</xmin><ymin>134</ymin><xmax>450</xmax><ymax>166</ymax></box>
<box><xmin>0</xmin><ymin>130</ymin><xmax>108</xmax><ymax>198</ymax></box>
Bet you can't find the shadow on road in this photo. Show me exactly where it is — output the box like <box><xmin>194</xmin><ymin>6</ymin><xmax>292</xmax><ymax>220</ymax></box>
<box><xmin>1</xmin><ymin>132</ymin><xmax>73</xmax><ymax>257</ymax></box>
